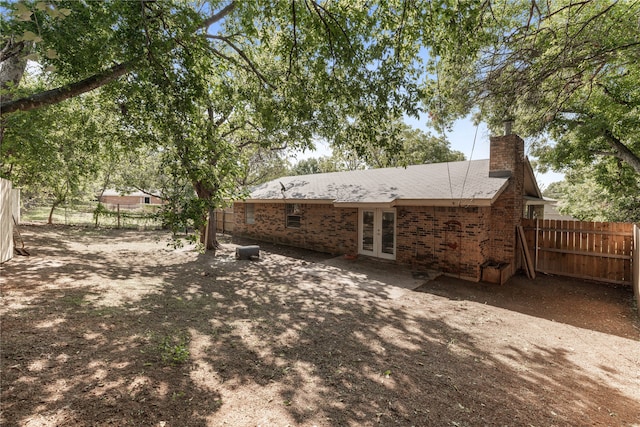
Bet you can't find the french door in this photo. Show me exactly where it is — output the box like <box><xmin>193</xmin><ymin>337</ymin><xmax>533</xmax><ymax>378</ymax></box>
<box><xmin>358</xmin><ymin>208</ymin><xmax>396</xmax><ymax>260</ymax></box>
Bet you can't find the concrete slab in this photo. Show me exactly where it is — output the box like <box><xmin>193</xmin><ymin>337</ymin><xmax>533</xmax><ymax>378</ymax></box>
<box><xmin>319</xmin><ymin>255</ymin><xmax>439</xmax><ymax>292</ymax></box>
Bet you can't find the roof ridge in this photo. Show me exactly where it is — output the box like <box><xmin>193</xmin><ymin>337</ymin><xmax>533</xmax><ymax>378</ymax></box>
<box><xmin>249</xmin><ymin>159</ymin><xmax>510</xmax><ymax>204</ymax></box>
<box><xmin>289</xmin><ymin>158</ymin><xmax>490</xmax><ymax>180</ymax></box>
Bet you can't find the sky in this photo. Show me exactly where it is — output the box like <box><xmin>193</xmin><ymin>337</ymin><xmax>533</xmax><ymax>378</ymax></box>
<box><xmin>420</xmin><ymin>116</ymin><xmax>566</xmax><ymax>190</ymax></box>
<box><xmin>292</xmin><ymin>115</ymin><xmax>565</xmax><ymax>191</ymax></box>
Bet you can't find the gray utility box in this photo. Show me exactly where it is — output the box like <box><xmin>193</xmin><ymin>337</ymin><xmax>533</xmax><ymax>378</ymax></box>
<box><xmin>236</xmin><ymin>245</ymin><xmax>260</xmax><ymax>260</ymax></box>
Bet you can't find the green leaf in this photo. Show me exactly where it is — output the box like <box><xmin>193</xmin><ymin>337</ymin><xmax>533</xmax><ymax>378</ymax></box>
<box><xmin>46</xmin><ymin>7</ymin><xmax>62</xmax><ymax>19</ymax></box>
<box><xmin>13</xmin><ymin>2</ymin><xmax>33</xmax><ymax>21</ymax></box>
<box><xmin>15</xmin><ymin>2</ymin><xmax>31</xmax><ymax>13</ymax></box>
<box><xmin>20</xmin><ymin>31</ymin><xmax>43</xmax><ymax>43</ymax></box>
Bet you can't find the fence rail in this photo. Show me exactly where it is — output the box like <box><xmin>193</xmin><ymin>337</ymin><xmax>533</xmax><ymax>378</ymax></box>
<box><xmin>1</xmin><ymin>178</ymin><xmax>14</xmax><ymax>263</ymax></box>
<box><xmin>214</xmin><ymin>208</ymin><xmax>234</xmax><ymax>234</ymax></box>
<box><xmin>633</xmin><ymin>225</ymin><xmax>640</xmax><ymax>315</ymax></box>
<box><xmin>21</xmin><ymin>202</ymin><xmax>163</xmax><ymax>229</ymax></box>
<box><xmin>521</xmin><ymin>219</ymin><xmax>634</xmax><ymax>285</ymax></box>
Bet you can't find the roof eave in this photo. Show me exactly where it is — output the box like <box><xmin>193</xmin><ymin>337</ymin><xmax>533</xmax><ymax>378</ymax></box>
<box><xmin>241</xmin><ymin>197</ymin><xmax>496</xmax><ymax>207</ymax></box>
<box><xmin>332</xmin><ymin>201</ymin><xmax>396</xmax><ymax>208</ymax></box>
<box><xmin>394</xmin><ymin>198</ymin><xmax>494</xmax><ymax>207</ymax></box>
<box><xmin>488</xmin><ymin>179</ymin><xmax>511</xmax><ymax>205</ymax></box>
<box><xmin>243</xmin><ymin>198</ymin><xmax>334</xmax><ymax>204</ymax></box>
<box><xmin>524</xmin><ymin>158</ymin><xmax>544</xmax><ymax>198</ymax></box>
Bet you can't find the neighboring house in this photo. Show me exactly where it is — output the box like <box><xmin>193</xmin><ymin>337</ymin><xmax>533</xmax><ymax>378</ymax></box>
<box><xmin>97</xmin><ymin>189</ymin><xmax>163</xmax><ymax>209</ymax></box>
<box><xmin>234</xmin><ymin>133</ymin><xmax>545</xmax><ymax>283</ymax></box>
<box><xmin>543</xmin><ymin>198</ymin><xmax>579</xmax><ymax>221</ymax></box>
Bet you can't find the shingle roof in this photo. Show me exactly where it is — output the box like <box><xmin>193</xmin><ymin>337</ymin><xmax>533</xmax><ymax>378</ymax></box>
<box><xmin>248</xmin><ymin>159</ymin><xmax>510</xmax><ymax>206</ymax></box>
<box><xmin>101</xmin><ymin>189</ymin><xmax>157</xmax><ymax>197</ymax></box>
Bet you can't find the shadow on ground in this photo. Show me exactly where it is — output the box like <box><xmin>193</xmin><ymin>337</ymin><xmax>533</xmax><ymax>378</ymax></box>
<box><xmin>1</xmin><ymin>226</ymin><xmax>639</xmax><ymax>426</ymax></box>
<box><xmin>233</xmin><ymin>234</ymin><xmax>640</xmax><ymax>340</ymax></box>
<box><xmin>413</xmin><ymin>274</ymin><xmax>640</xmax><ymax>340</ymax></box>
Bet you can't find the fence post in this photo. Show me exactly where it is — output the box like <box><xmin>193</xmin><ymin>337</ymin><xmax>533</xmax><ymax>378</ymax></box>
<box><xmin>117</xmin><ymin>204</ymin><xmax>121</xmax><ymax>229</ymax></box>
<box><xmin>633</xmin><ymin>224</ymin><xmax>640</xmax><ymax>316</ymax></box>
<box><xmin>0</xmin><ymin>178</ymin><xmax>14</xmax><ymax>263</ymax></box>
<box><xmin>534</xmin><ymin>218</ymin><xmax>539</xmax><ymax>271</ymax></box>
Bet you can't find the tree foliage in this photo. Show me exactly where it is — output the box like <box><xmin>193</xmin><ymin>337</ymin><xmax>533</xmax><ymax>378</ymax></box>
<box><xmin>544</xmin><ymin>166</ymin><xmax>640</xmax><ymax>223</ymax></box>
<box><xmin>1</xmin><ymin>88</ymin><xmax>112</xmax><ymax>223</ymax></box>
<box><xmin>426</xmin><ymin>0</ymin><xmax>640</xmax><ymax>202</ymax></box>
<box><xmin>1</xmin><ymin>0</ymin><xmax>485</xmax><ymax>118</ymax></box>
<box><xmin>290</xmin><ymin>156</ymin><xmax>343</xmax><ymax>175</ymax></box>
<box><xmin>332</xmin><ymin>119</ymin><xmax>465</xmax><ymax>169</ymax></box>
<box><xmin>2</xmin><ymin>0</ymin><xmax>491</xmax><ymax>250</ymax></box>
<box><xmin>290</xmin><ymin>121</ymin><xmax>465</xmax><ymax>175</ymax></box>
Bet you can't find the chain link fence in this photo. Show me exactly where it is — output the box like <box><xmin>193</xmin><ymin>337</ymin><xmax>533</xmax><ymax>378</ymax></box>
<box><xmin>21</xmin><ymin>200</ymin><xmax>164</xmax><ymax>229</ymax></box>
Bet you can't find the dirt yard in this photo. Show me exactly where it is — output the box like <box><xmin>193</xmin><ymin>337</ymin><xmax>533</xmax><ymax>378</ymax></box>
<box><xmin>1</xmin><ymin>225</ymin><xmax>639</xmax><ymax>426</ymax></box>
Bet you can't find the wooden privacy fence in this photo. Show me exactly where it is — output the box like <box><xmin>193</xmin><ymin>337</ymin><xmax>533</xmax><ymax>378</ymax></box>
<box><xmin>1</xmin><ymin>178</ymin><xmax>14</xmax><ymax>263</ymax></box>
<box><xmin>634</xmin><ymin>224</ymin><xmax>640</xmax><ymax>315</ymax></box>
<box><xmin>521</xmin><ymin>219</ymin><xmax>635</xmax><ymax>285</ymax></box>
<box><xmin>214</xmin><ymin>208</ymin><xmax>234</xmax><ymax>234</ymax></box>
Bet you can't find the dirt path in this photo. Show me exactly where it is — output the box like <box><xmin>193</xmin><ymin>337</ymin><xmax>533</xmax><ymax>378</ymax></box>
<box><xmin>1</xmin><ymin>225</ymin><xmax>639</xmax><ymax>426</ymax></box>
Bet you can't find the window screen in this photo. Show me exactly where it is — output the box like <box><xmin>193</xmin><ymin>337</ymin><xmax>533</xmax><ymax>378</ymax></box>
<box><xmin>286</xmin><ymin>203</ymin><xmax>301</xmax><ymax>228</ymax></box>
<box><xmin>246</xmin><ymin>204</ymin><xmax>255</xmax><ymax>224</ymax></box>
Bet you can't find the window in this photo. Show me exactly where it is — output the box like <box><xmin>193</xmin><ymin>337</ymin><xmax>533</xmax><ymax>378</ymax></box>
<box><xmin>144</xmin><ymin>196</ymin><xmax>151</xmax><ymax>204</ymax></box>
<box><xmin>245</xmin><ymin>203</ymin><xmax>255</xmax><ymax>224</ymax></box>
<box><xmin>524</xmin><ymin>204</ymin><xmax>538</xmax><ymax>219</ymax></box>
<box><xmin>286</xmin><ymin>203</ymin><xmax>301</xmax><ymax>228</ymax></box>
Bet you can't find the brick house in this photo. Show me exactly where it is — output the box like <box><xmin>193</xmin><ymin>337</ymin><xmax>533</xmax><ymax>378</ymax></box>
<box><xmin>97</xmin><ymin>189</ymin><xmax>163</xmax><ymax>209</ymax></box>
<box><xmin>233</xmin><ymin>133</ymin><xmax>545</xmax><ymax>282</ymax></box>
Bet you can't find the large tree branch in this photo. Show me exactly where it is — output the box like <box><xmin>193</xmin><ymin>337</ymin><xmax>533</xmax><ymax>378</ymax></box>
<box><xmin>603</xmin><ymin>129</ymin><xmax>640</xmax><ymax>175</ymax></box>
<box><xmin>1</xmin><ymin>61</ymin><xmax>132</xmax><ymax>116</ymax></box>
<box><xmin>205</xmin><ymin>34</ymin><xmax>274</xmax><ymax>88</ymax></box>
<box><xmin>1</xmin><ymin>2</ymin><xmax>237</xmax><ymax>116</ymax></box>
<box><xmin>287</xmin><ymin>0</ymin><xmax>298</xmax><ymax>80</ymax></box>
<box><xmin>597</xmin><ymin>82</ymin><xmax>636</xmax><ymax>107</ymax></box>
<box><xmin>543</xmin><ymin>1</ymin><xmax>593</xmax><ymax>21</ymax></box>
<box><xmin>201</xmin><ymin>1</ymin><xmax>236</xmax><ymax>29</ymax></box>
<box><xmin>1</xmin><ymin>39</ymin><xmax>28</xmax><ymax>63</ymax></box>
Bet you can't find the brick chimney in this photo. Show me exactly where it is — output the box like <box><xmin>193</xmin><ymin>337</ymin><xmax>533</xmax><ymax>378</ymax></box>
<box><xmin>489</xmin><ymin>133</ymin><xmax>525</xmax><ymax>178</ymax></box>
<box><xmin>487</xmin><ymin>130</ymin><xmax>526</xmax><ymax>281</ymax></box>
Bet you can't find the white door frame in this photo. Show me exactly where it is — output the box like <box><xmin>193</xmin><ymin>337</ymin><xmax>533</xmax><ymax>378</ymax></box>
<box><xmin>358</xmin><ymin>208</ymin><xmax>396</xmax><ymax>260</ymax></box>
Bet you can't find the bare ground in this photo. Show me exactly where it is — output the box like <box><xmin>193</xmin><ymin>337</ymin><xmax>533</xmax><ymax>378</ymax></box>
<box><xmin>1</xmin><ymin>225</ymin><xmax>639</xmax><ymax>427</ymax></box>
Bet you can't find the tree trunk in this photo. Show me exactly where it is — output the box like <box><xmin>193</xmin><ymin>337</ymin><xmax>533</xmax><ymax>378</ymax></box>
<box><xmin>0</xmin><ymin>62</ymin><xmax>131</xmax><ymax>116</ymax></box>
<box><xmin>48</xmin><ymin>200</ymin><xmax>62</xmax><ymax>225</ymax></box>
<box><xmin>203</xmin><ymin>207</ymin><xmax>217</xmax><ymax>252</ymax></box>
<box><xmin>604</xmin><ymin>130</ymin><xmax>640</xmax><ymax>176</ymax></box>
<box><xmin>193</xmin><ymin>181</ymin><xmax>218</xmax><ymax>253</ymax></box>
<box><xmin>0</xmin><ymin>40</ymin><xmax>29</xmax><ymax>93</ymax></box>
<box><xmin>0</xmin><ymin>40</ymin><xmax>30</xmax><ymax>150</ymax></box>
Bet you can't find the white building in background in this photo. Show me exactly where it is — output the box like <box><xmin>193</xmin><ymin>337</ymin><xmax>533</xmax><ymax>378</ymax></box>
<box><xmin>543</xmin><ymin>198</ymin><xmax>578</xmax><ymax>221</ymax></box>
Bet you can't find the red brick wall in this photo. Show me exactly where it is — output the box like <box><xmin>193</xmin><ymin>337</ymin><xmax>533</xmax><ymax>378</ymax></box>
<box><xmin>98</xmin><ymin>195</ymin><xmax>163</xmax><ymax>206</ymax></box>
<box><xmin>236</xmin><ymin>202</ymin><xmax>493</xmax><ymax>281</ymax></box>
<box><xmin>489</xmin><ymin>134</ymin><xmax>525</xmax><ymax>277</ymax></box>
<box><xmin>396</xmin><ymin>206</ymin><xmax>490</xmax><ymax>281</ymax></box>
<box><xmin>234</xmin><ymin>135</ymin><xmax>527</xmax><ymax>282</ymax></box>
<box><xmin>100</xmin><ymin>195</ymin><xmax>141</xmax><ymax>205</ymax></box>
<box><xmin>234</xmin><ymin>202</ymin><xmax>358</xmax><ymax>254</ymax></box>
